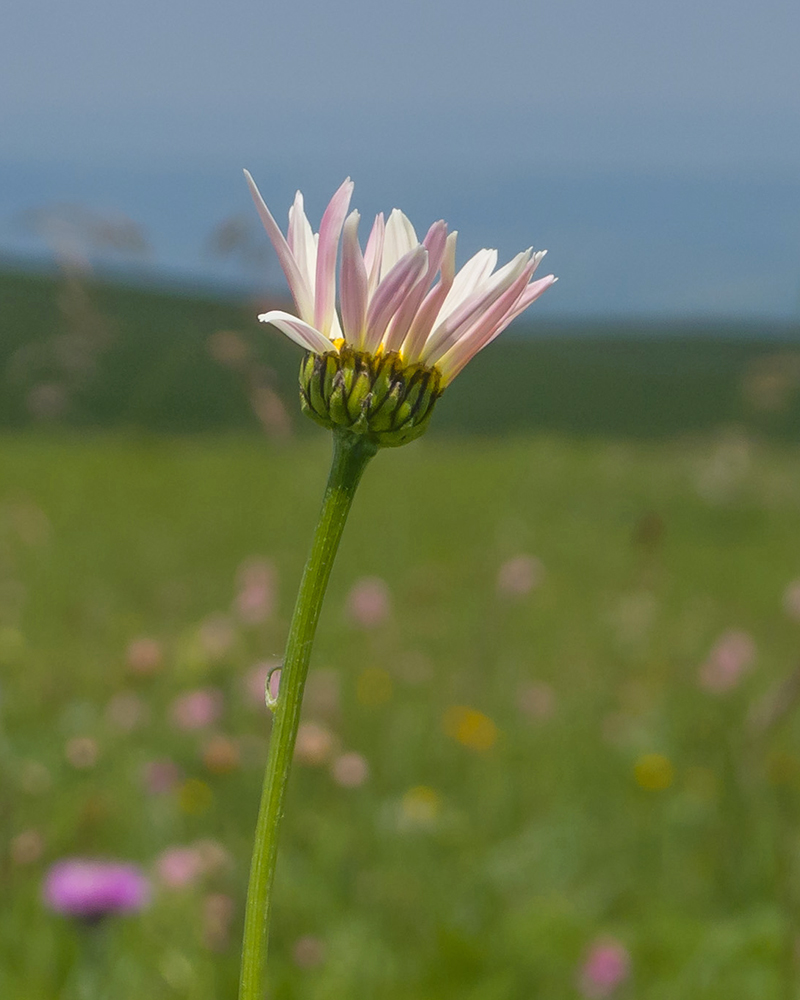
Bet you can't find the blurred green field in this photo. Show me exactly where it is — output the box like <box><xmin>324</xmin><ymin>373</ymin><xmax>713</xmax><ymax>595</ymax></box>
<box><xmin>3</xmin><ymin>430</ymin><xmax>800</xmax><ymax>998</ymax></box>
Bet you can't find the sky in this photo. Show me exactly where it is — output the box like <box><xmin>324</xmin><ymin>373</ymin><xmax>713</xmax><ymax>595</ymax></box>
<box><xmin>2</xmin><ymin>0</ymin><xmax>800</xmax><ymax>319</ymax></box>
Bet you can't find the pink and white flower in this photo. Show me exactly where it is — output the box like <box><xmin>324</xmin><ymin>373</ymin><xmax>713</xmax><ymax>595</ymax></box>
<box><xmin>245</xmin><ymin>172</ymin><xmax>556</xmax><ymax>385</ymax></box>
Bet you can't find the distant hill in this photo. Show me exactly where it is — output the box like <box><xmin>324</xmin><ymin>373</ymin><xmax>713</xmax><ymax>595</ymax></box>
<box><xmin>1</xmin><ymin>267</ymin><xmax>799</xmax><ymax>440</ymax></box>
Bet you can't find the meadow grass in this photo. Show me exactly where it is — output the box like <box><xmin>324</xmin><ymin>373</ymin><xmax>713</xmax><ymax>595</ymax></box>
<box><xmin>2</xmin><ymin>430</ymin><xmax>800</xmax><ymax>998</ymax></box>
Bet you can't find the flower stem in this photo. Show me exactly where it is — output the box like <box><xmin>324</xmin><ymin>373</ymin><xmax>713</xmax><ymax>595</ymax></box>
<box><xmin>238</xmin><ymin>429</ymin><xmax>377</xmax><ymax>1000</ymax></box>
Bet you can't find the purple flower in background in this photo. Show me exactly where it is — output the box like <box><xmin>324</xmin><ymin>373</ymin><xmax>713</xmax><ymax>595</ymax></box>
<box><xmin>43</xmin><ymin>859</ymin><xmax>150</xmax><ymax>921</ymax></box>
<box><xmin>578</xmin><ymin>938</ymin><xmax>631</xmax><ymax>998</ymax></box>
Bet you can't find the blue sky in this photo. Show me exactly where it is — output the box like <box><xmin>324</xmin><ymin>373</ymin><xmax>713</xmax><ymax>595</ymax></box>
<box><xmin>2</xmin><ymin>0</ymin><xmax>800</xmax><ymax>318</ymax></box>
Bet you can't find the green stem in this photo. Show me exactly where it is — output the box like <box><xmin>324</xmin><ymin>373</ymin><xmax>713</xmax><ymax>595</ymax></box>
<box><xmin>238</xmin><ymin>429</ymin><xmax>377</xmax><ymax>1000</ymax></box>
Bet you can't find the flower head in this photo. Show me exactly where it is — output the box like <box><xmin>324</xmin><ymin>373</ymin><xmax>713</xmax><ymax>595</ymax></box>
<box><xmin>578</xmin><ymin>938</ymin><xmax>631</xmax><ymax>998</ymax></box>
<box><xmin>245</xmin><ymin>172</ymin><xmax>556</xmax><ymax>446</ymax></box>
<box><xmin>43</xmin><ymin>858</ymin><xmax>150</xmax><ymax>921</ymax></box>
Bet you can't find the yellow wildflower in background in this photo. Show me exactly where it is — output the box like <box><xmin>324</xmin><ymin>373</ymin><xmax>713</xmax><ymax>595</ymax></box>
<box><xmin>442</xmin><ymin>705</ymin><xmax>498</xmax><ymax>751</ymax></box>
<box><xmin>634</xmin><ymin>753</ymin><xmax>674</xmax><ymax>791</ymax></box>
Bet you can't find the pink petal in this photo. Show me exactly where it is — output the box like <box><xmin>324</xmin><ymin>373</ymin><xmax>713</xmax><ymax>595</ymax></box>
<box><xmin>258</xmin><ymin>310</ymin><xmax>334</xmax><ymax>355</ymax></box>
<box><xmin>499</xmin><ymin>272</ymin><xmax>557</xmax><ymax>326</ymax></box>
<box><xmin>382</xmin><ymin>221</ymin><xmax>448</xmax><ymax>353</ymax></box>
<box><xmin>423</xmin><ymin>250</ymin><xmax>533</xmax><ymax>366</ymax></box>
<box><xmin>340</xmin><ymin>210</ymin><xmax>368</xmax><ymax>347</ymax></box>
<box><xmin>438</xmin><ymin>269</ymin><xmax>555</xmax><ymax>383</ymax></box>
<box><xmin>401</xmin><ymin>231</ymin><xmax>458</xmax><ymax>363</ymax></box>
<box><xmin>244</xmin><ymin>171</ymin><xmax>314</xmax><ymax>323</ymax></box>
<box><xmin>363</xmin><ymin>247</ymin><xmax>429</xmax><ymax>354</ymax></box>
<box><xmin>314</xmin><ymin>178</ymin><xmax>354</xmax><ymax>338</ymax></box>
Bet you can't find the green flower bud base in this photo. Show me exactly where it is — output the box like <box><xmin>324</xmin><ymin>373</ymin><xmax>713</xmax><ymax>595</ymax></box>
<box><xmin>300</xmin><ymin>346</ymin><xmax>443</xmax><ymax>447</ymax></box>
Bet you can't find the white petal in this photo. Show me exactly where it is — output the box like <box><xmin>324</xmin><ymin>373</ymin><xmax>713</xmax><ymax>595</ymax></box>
<box><xmin>437</xmin><ymin>248</ymin><xmax>498</xmax><ymax>322</ymax></box>
<box><xmin>288</xmin><ymin>191</ymin><xmax>317</xmax><ymax>295</ymax></box>
<box><xmin>381</xmin><ymin>209</ymin><xmax>418</xmax><ymax>279</ymax></box>
<box><xmin>258</xmin><ymin>310</ymin><xmax>334</xmax><ymax>354</ymax></box>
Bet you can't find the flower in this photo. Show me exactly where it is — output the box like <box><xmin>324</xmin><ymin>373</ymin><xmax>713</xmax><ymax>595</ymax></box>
<box><xmin>345</xmin><ymin>576</ymin><xmax>391</xmax><ymax>628</ymax></box>
<box><xmin>294</xmin><ymin>722</ymin><xmax>336</xmax><ymax>765</ymax></box>
<box><xmin>234</xmin><ymin>558</ymin><xmax>276</xmax><ymax>624</ymax></box>
<box><xmin>142</xmin><ymin>757</ymin><xmax>183</xmax><ymax>795</ymax></box>
<box><xmin>496</xmin><ymin>554</ymin><xmax>544</xmax><ymax>597</ymax></box>
<box><xmin>156</xmin><ymin>846</ymin><xmax>204</xmax><ymax>889</ymax></box>
<box><xmin>155</xmin><ymin>840</ymin><xmax>231</xmax><ymax>889</ymax></box>
<box><xmin>578</xmin><ymin>938</ymin><xmax>631</xmax><ymax>998</ymax></box>
<box><xmin>634</xmin><ymin>752</ymin><xmax>674</xmax><ymax>791</ymax></box>
<box><xmin>43</xmin><ymin>859</ymin><xmax>150</xmax><ymax>920</ymax></box>
<box><xmin>698</xmin><ymin>629</ymin><xmax>756</xmax><ymax>694</ymax></box>
<box><xmin>126</xmin><ymin>636</ymin><xmax>163</xmax><ymax>675</ymax></box>
<box><xmin>245</xmin><ymin>172</ymin><xmax>556</xmax><ymax>445</ymax></box>
<box><xmin>330</xmin><ymin>752</ymin><xmax>370</xmax><ymax>788</ymax></box>
<box><xmin>170</xmin><ymin>687</ymin><xmax>224</xmax><ymax>730</ymax></box>
<box><xmin>442</xmin><ymin>705</ymin><xmax>498</xmax><ymax>751</ymax></box>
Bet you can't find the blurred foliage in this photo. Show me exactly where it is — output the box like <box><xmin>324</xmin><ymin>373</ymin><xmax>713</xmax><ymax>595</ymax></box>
<box><xmin>3</xmin><ymin>264</ymin><xmax>800</xmax><ymax>995</ymax></box>
<box><xmin>2</xmin><ymin>267</ymin><xmax>800</xmax><ymax>439</ymax></box>
<box><xmin>2</xmin><ymin>434</ymin><xmax>800</xmax><ymax>996</ymax></box>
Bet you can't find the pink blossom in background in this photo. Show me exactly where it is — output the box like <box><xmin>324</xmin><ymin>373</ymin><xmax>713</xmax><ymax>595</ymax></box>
<box><xmin>698</xmin><ymin>629</ymin><xmax>757</xmax><ymax>694</ymax></box>
<box><xmin>783</xmin><ymin>579</ymin><xmax>800</xmax><ymax>620</ymax></box>
<box><xmin>578</xmin><ymin>938</ymin><xmax>631</xmax><ymax>998</ymax></box>
<box><xmin>142</xmin><ymin>758</ymin><xmax>183</xmax><ymax>795</ymax></box>
<box><xmin>155</xmin><ymin>840</ymin><xmax>232</xmax><ymax>890</ymax></box>
<box><xmin>193</xmin><ymin>839</ymin><xmax>232</xmax><ymax>875</ymax></box>
<box><xmin>105</xmin><ymin>691</ymin><xmax>149</xmax><ymax>732</ymax></box>
<box><xmin>170</xmin><ymin>688</ymin><xmax>224</xmax><ymax>730</ymax></box>
<box><xmin>517</xmin><ymin>681</ymin><xmax>557</xmax><ymax>722</ymax></box>
<box><xmin>156</xmin><ymin>846</ymin><xmax>204</xmax><ymax>889</ymax></box>
<box><xmin>244</xmin><ymin>660</ymin><xmax>282</xmax><ymax>710</ymax></box>
<box><xmin>126</xmin><ymin>637</ymin><xmax>163</xmax><ymax>676</ymax></box>
<box><xmin>198</xmin><ymin>614</ymin><xmax>236</xmax><ymax>660</ymax></box>
<box><xmin>203</xmin><ymin>892</ymin><xmax>236</xmax><ymax>951</ymax></box>
<box><xmin>234</xmin><ymin>558</ymin><xmax>277</xmax><ymax>624</ymax></box>
<box><xmin>330</xmin><ymin>752</ymin><xmax>370</xmax><ymax>788</ymax></box>
<box><xmin>65</xmin><ymin>736</ymin><xmax>99</xmax><ymax>769</ymax></box>
<box><xmin>292</xmin><ymin>935</ymin><xmax>326</xmax><ymax>969</ymax></box>
<box><xmin>294</xmin><ymin>722</ymin><xmax>336</xmax><ymax>766</ymax></box>
<box><xmin>43</xmin><ymin>859</ymin><xmax>150</xmax><ymax>920</ymax></box>
<box><xmin>496</xmin><ymin>555</ymin><xmax>545</xmax><ymax>598</ymax></box>
<box><xmin>346</xmin><ymin>576</ymin><xmax>391</xmax><ymax>628</ymax></box>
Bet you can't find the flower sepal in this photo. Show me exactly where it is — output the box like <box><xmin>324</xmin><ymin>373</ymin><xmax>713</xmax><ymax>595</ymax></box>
<box><xmin>300</xmin><ymin>346</ymin><xmax>442</xmax><ymax>448</ymax></box>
